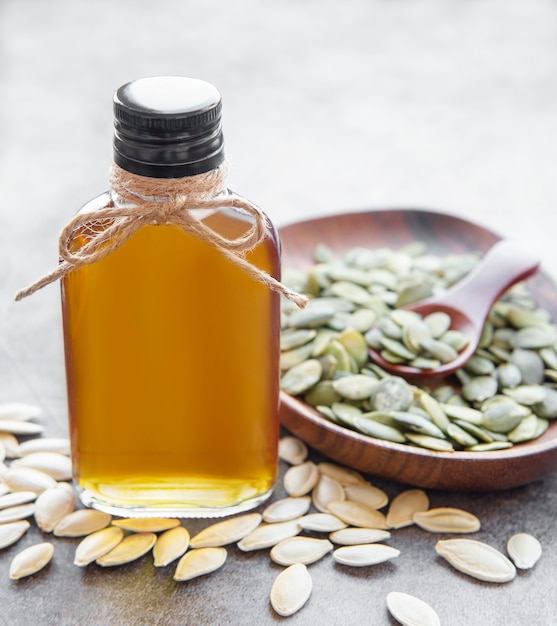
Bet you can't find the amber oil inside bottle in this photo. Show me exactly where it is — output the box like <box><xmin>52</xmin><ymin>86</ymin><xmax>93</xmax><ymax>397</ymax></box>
<box><xmin>61</xmin><ymin>193</ymin><xmax>280</xmax><ymax>517</ymax></box>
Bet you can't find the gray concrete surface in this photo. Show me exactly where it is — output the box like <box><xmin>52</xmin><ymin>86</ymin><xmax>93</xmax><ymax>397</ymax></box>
<box><xmin>1</xmin><ymin>0</ymin><xmax>557</xmax><ymax>624</ymax></box>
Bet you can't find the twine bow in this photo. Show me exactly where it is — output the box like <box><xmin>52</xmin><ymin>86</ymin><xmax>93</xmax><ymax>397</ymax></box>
<box><xmin>15</xmin><ymin>164</ymin><xmax>308</xmax><ymax>308</ymax></box>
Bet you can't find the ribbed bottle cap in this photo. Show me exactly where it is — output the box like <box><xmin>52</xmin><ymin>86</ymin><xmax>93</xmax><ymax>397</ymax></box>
<box><xmin>113</xmin><ymin>76</ymin><xmax>225</xmax><ymax>178</ymax></box>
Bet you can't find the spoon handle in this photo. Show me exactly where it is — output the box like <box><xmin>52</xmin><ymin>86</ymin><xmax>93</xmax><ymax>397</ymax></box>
<box><xmin>431</xmin><ymin>240</ymin><xmax>540</xmax><ymax>322</ymax></box>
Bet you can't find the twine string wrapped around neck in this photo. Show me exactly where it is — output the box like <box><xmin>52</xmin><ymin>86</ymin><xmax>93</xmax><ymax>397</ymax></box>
<box><xmin>15</xmin><ymin>164</ymin><xmax>309</xmax><ymax>308</ymax></box>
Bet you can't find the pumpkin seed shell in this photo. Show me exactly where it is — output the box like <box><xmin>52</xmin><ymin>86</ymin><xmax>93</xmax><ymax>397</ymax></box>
<box><xmin>413</xmin><ymin>507</ymin><xmax>480</xmax><ymax>533</ymax></box>
<box><xmin>9</xmin><ymin>541</ymin><xmax>54</xmax><ymax>579</ymax></box>
<box><xmin>0</xmin><ymin>520</ymin><xmax>30</xmax><ymax>549</ymax></box>
<box><xmin>506</xmin><ymin>532</ymin><xmax>542</xmax><ymax>569</ymax></box>
<box><xmin>174</xmin><ymin>547</ymin><xmax>227</xmax><ymax>581</ymax></box>
<box><xmin>270</xmin><ymin>563</ymin><xmax>312</xmax><ymax>617</ymax></box>
<box><xmin>435</xmin><ymin>538</ymin><xmax>516</xmax><ymax>582</ymax></box>
<box><xmin>333</xmin><ymin>543</ymin><xmax>400</xmax><ymax>567</ymax></box>
<box><xmin>74</xmin><ymin>526</ymin><xmax>125</xmax><ymax>566</ymax></box>
<box><xmin>112</xmin><ymin>518</ymin><xmax>180</xmax><ymax>533</ymax></box>
<box><xmin>386</xmin><ymin>489</ymin><xmax>429</xmax><ymax>529</ymax></box>
<box><xmin>96</xmin><ymin>532</ymin><xmax>156</xmax><ymax>567</ymax></box>
<box><xmin>190</xmin><ymin>513</ymin><xmax>262</xmax><ymax>548</ymax></box>
<box><xmin>270</xmin><ymin>536</ymin><xmax>333</xmax><ymax>566</ymax></box>
<box><xmin>329</xmin><ymin>527</ymin><xmax>391</xmax><ymax>546</ymax></box>
<box><xmin>386</xmin><ymin>591</ymin><xmax>441</xmax><ymax>626</ymax></box>
<box><xmin>153</xmin><ymin>526</ymin><xmax>190</xmax><ymax>567</ymax></box>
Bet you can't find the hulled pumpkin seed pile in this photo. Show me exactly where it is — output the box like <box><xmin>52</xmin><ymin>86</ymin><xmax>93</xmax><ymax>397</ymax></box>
<box><xmin>280</xmin><ymin>242</ymin><xmax>557</xmax><ymax>452</ymax></box>
<box><xmin>0</xmin><ymin>405</ymin><xmax>544</xmax><ymax>623</ymax></box>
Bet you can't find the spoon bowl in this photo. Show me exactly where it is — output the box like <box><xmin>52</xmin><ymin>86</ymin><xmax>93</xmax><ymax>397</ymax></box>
<box><xmin>368</xmin><ymin>240</ymin><xmax>540</xmax><ymax>380</ymax></box>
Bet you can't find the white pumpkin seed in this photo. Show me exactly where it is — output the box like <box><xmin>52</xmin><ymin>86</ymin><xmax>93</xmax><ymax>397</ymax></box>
<box><xmin>0</xmin><ymin>403</ymin><xmax>41</xmax><ymax>421</ymax></box>
<box><xmin>270</xmin><ymin>536</ymin><xmax>333</xmax><ymax>566</ymax></box>
<box><xmin>0</xmin><ymin>433</ymin><xmax>20</xmax><ymax>458</ymax></box>
<box><xmin>312</xmin><ymin>474</ymin><xmax>345</xmax><ymax>513</ymax></box>
<box><xmin>174</xmin><ymin>547</ymin><xmax>227</xmax><ymax>581</ymax></box>
<box><xmin>327</xmin><ymin>500</ymin><xmax>388</xmax><ymax>529</ymax></box>
<box><xmin>263</xmin><ymin>497</ymin><xmax>311</xmax><ymax>523</ymax></box>
<box><xmin>3</xmin><ymin>467</ymin><xmax>57</xmax><ymax>494</ymax></box>
<box><xmin>53</xmin><ymin>509</ymin><xmax>112</xmax><ymax>537</ymax></box>
<box><xmin>283</xmin><ymin>461</ymin><xmax>320</xmax><ymax>497</ymax></box>
<box><xmin>329</xmin><ymin>527</ymin><xmax>391</xmax><ymax>546</ymax></box>
<box><xmin>153</xmin><ymin>526</ymin><xmax>190</xmax><ymax>567</ymax></box>
<box><xmin>386</xmin><ymin>489</ymin><xmax>429</xmax><ymax>529</ymax></box>
<box><xmin>317</xmin><ymin>462</ymin><xmax>366</xmax><ymax>486</ymax></box>
<box><xmin>507</xmin><ymin>532</ymin><xmax>542</xmax><ymax>569</ymax></box>
<box><xmin>11</xmin><ymin>452</ymin><xmax>72</xmax><ymax>481</ymax></box>
<box><xmin>74</xmin><ymin>526</ymin><xmax>124</xmax><ymax>566</ymax></box>
<box><xmin>298</xmin><ymin>513</ymin><xmax>347</xmax><ymax>532</ymax></box>
<box><xmin>413</xmin><ymin>507</ymin><xmax>480</xmax><ymax>533</ymax></box>
<box><xmin>0</xmin><ymin>520</ymin><xmax>30</xmax><ymax>549</ymax></box>
<box><xmin>435</xmin><ymin>538</ymin><xmax>516</xmax><ymax>582</ymax></box>
<box><xmin>270</xmin><ymin>563</ymin><xmax>312</xmax><ymax>617</ymax></box>
<box><xmin>112</xmin><ymin>518</ymin><xmax>180</xmax><ymax>533</ymax></box>
<box><xmin>18</xmin><ymin>437</ymin><xmax>71</xmax><ymax>456</ymax></box>
<box><xmin>96</xmin><ymin>532</ymin><xmax>156</xmax><ymax>567</ymax></box>
<box><xmin>386</xmin><ymin>591</ymin><xmax>441</xmax><ymax>626</ymax></box>
<box><xmin>333</xmin><ymin>543</ymin><xmax>400</xmax><ymax>567</ymax></box>
<box><xmin>34</xmin><ymin>485</ymin><xmax>75</xmax><ymax>532</ymax></box>
<box><xmin>0</xmin><ymin>491</ymin><xmax>36</xmax><ymax>510</ymax></box>
<box><xmin>344</xmin><ymin>484</ymin><xmax>389</xmax><ymax>509</ymax></box>
<box><xmin>190</xmin><ymin>513</ymin><xmax>262</xmax><ymax>548</ymax></box>
<box><xmin>0</xmin><ymin>503</ymin><xmax>35</xmax><ymax>524</ymax></box>
<box><xmin>237</xmin><ymin>519</ymin><xmax>301</xmax><ymax>552</ymax></box>
<box><xmin>0</xmin><ymin>420</ymin><xmax>44</xmax><ymax>436</ymax></box>
<box><xmin>278</xmin><ymin>436</ymin><xmax>308</xmax><ymax>465</ymax></box>
<box><xmin>9</xmin><ymin>542</ymin><xmax>54</xmax><ymax>579</ymax></box>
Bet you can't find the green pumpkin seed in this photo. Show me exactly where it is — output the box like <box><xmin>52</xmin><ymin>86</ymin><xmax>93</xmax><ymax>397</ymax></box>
<box><xmin>281</xmin><ymin>360</ymin><xmax>323</xmax><ymax>396</ymax></box>
<box><xmin>495</xmin><ymin>363</ymin><xmax>522</xmax><ymax>388</ymax></box>
<box><xmin>510</xmin><ymin>349</ymin><xmax>545</xmax><ymax>385</ymax></box>
<box><xmin>464</xmin><ymin>355</ymin><xmax>496</xmax><ymax>376</ymax></box>
<box><xmin>418</xmin><ymin>391</ymin><xmax>450</xmax><ymax>431</ymax></box>
<box><xmin>510</xmin><ymin>326</ymin><xmax>556</xmax><ymax>349</ymax></box>
<box><xmin>462</xmin><ymin>376</ymin><xmax>498</xmax><ymax>403</ymax></box>
<box><xmin>280</xmin><ymin>344</ymin><xmax>315</xmax><ymax>372</ymax></box>
<box><xmin>481</xmin><ymin>402</ymin><xmax>526</xmax><ymax>433</ymax></box>
<box><xmin>447</xmin><ymin>423</ymin><xmax>479</xmax><ymax>447</ymax></box>
<box><xmin>281</xmin><ymin>329</ymin><xmax>317</xmax><ymax>351</ymax></box>
<box><xmin>287</xmin><ymin>305</ymin><xmax>336</xmax><ymax>329</ymax></box>
<box><xmin>332</xmin><ymin>375</ymin><xmax>378</xmax><ymax>401</ymax></box>
<box><xmin>467</xmin><ymin>441</ymin><xmax>513</xmax><ymax>452</ymax></box>
<box><xmin>507</xmin><ymin>414</ymin><xmax>539</xmax><ymax>443</ymax></box>
<box><xmin>532</xmin><ymin>386</ymin><xmax>557</xmax><ymax>418</ymax></box>
<box><xmin>391</xmin><ymin>412</ymin><xmax>446</xmax><ymax>439</ymax></box>
<box><xmin>331</xmin><ymin>403</ymin><xmax>363</xmax><ymax>428</ymax></box>
<box><xmin>424</xmin><ymin>312</ymin><xmax>452</xmax><ymax>338</ymax></box>
<box><xmin>353</xmin><ymin>416</ymin><xmax>406</xmax><ymax>443</ymax></box>
<box><xmin>405</xmin><ymin>434</ymin><xmax>455</xmax><ymax>451</ymax></box>
<box><xmin>379</xmin><ymin>337</ymin><xmax>417</xmax><ymax>360</ymax></box>
<box><xmin>338</xmin><ymin>329</ymin><xmax>368</xmax><ymax>368</ymax></box>
<box><xmin>371</xmin><ymin>377</ymin><xmax>414</xmax><ymax>413</ymax></box>
<box><xmin>502</xmin><ymin>385</ymin><xmax>547</xmax><ymax>405</ymax></box>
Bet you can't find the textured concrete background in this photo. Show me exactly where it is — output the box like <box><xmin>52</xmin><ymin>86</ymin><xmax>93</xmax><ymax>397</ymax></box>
<box><xmin>1</xmin><ymin>1</ymin><xmax>557</xmax><ymax>624</ymax></box>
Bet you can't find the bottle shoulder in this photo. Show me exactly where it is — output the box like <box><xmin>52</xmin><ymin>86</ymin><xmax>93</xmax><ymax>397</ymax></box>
<box><xmin>79</xmin><ymin>189</ymin><xmax>281</xmax><ymax>258</ymax></box>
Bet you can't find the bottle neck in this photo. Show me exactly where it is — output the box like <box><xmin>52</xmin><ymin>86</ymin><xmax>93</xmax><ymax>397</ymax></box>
<box><xmin>109</xmin><ymin>162</ymin><xmax>229</xmax><ymax>208</ymax></box>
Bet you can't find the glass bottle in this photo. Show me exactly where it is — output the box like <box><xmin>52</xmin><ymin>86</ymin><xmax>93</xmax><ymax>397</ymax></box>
<box><xmin>61</xmin><ymin>76</ymin><xmax>281</xmax><ymax>517</ymax></box>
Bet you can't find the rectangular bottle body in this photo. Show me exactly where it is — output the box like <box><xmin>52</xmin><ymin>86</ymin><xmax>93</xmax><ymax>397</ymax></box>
<box><xmin>61</xmin><ymin>195</ymin><xmax>281</xmax><ymax>516</ymax></box>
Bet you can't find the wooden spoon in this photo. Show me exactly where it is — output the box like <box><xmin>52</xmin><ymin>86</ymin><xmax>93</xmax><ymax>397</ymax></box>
<box><xmin>368</xmin><ymin>240</ymin><xmax>540</xmax><ymax>380</ymax></box>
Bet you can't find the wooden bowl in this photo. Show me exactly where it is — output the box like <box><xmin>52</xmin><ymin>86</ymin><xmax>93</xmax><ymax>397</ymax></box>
<box><xmin>278</xmin><ymin>208</ymin><xmax>557</xmax><ymax>491</ymax></box>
